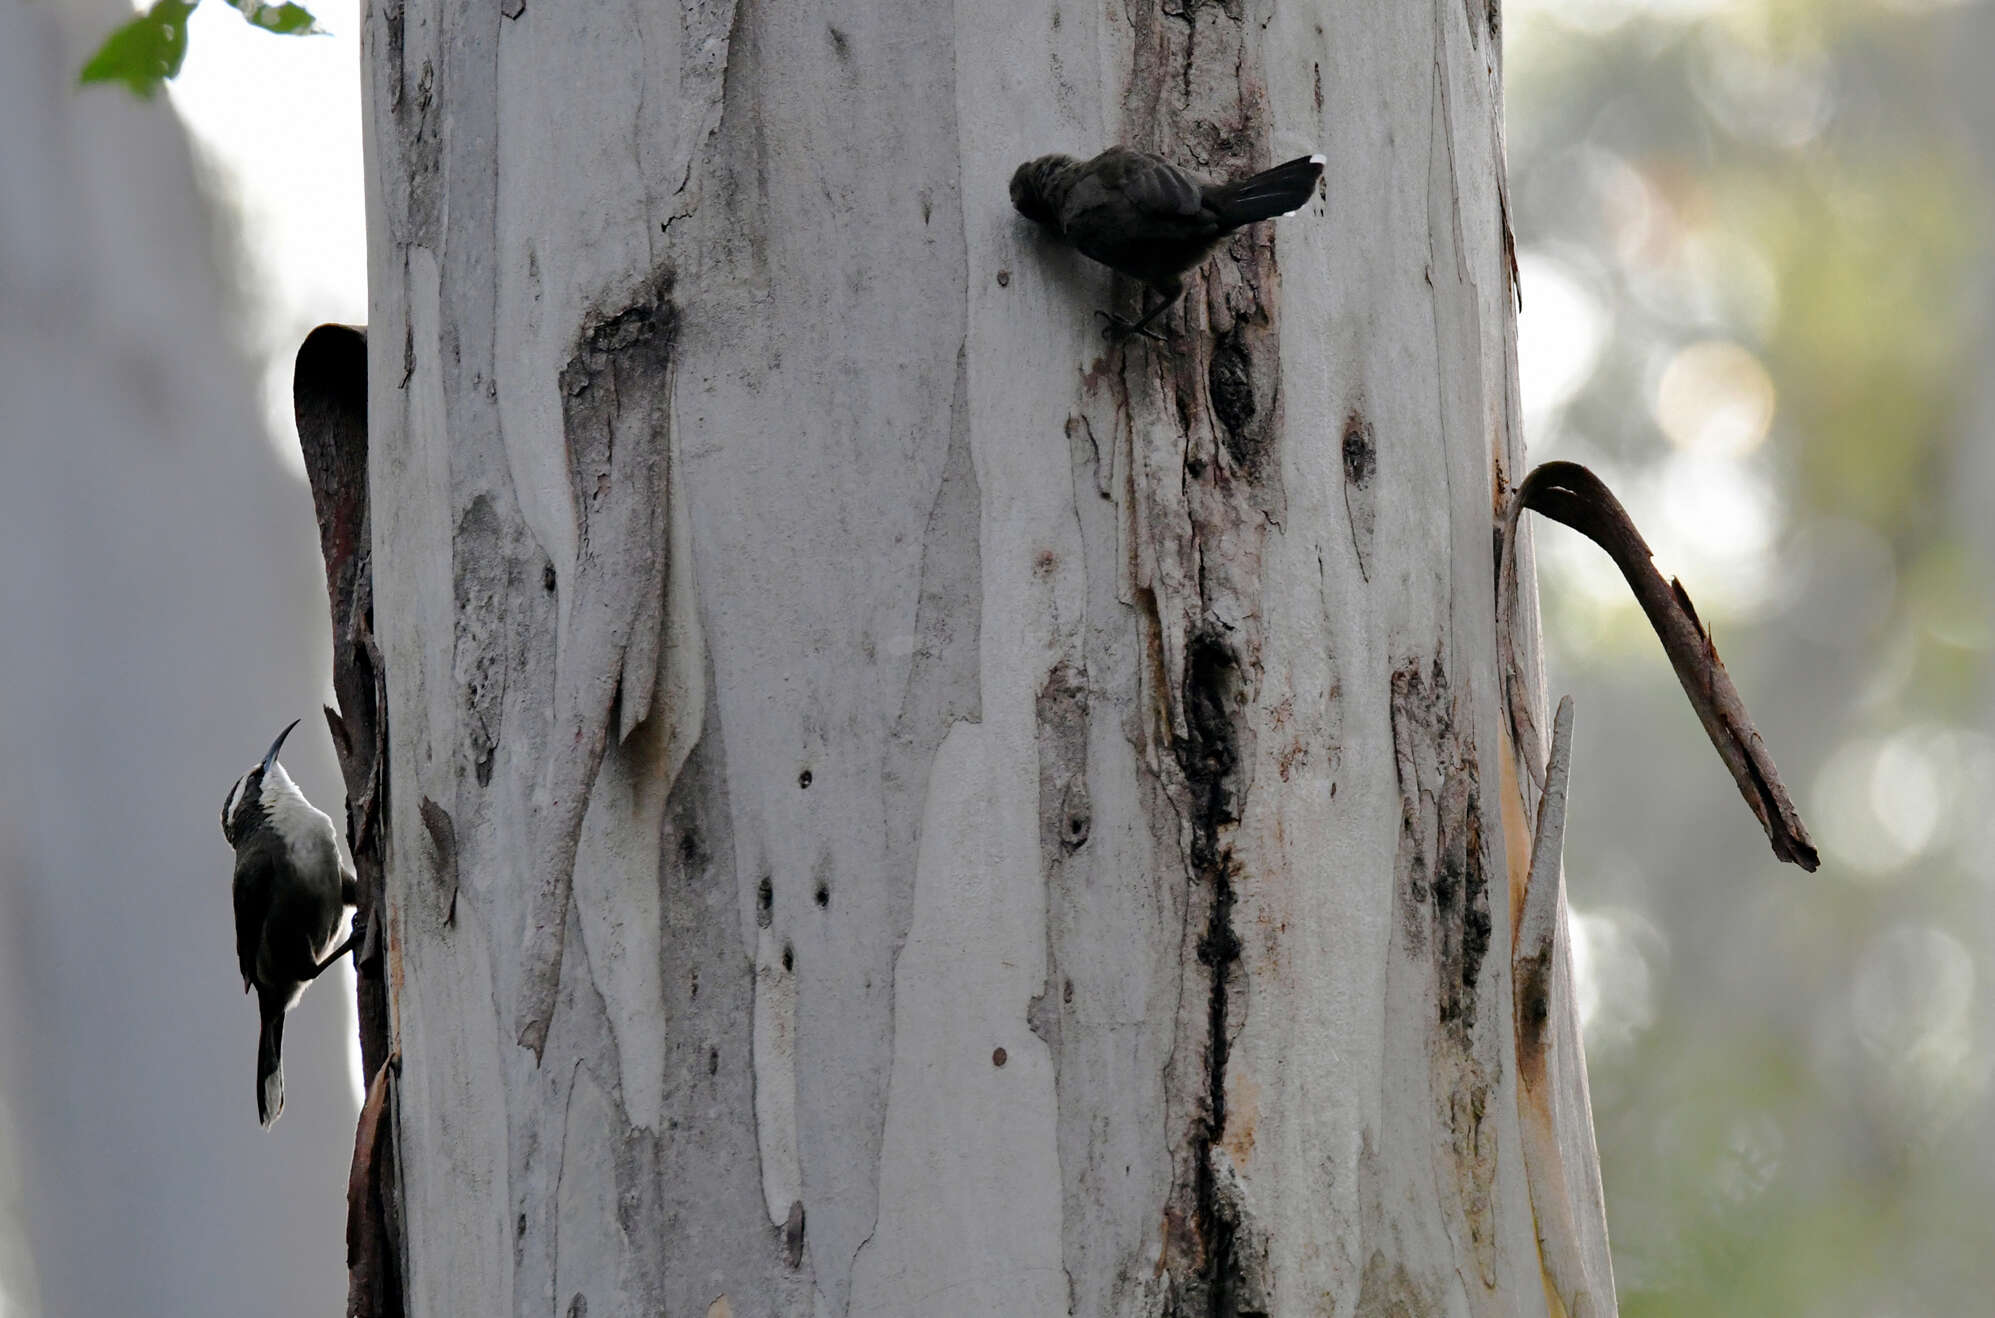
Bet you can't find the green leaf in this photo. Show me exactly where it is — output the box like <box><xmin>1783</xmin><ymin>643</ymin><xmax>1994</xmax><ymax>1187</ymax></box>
<box><xmin>78</xmin><ymin>0</ymin><xmax>199</xmax><ymax>98</ymax></box>
<box><xmin>224</xmin><ymin>0</ymin><xmax>322</xmax><ymax>35</ymax></box>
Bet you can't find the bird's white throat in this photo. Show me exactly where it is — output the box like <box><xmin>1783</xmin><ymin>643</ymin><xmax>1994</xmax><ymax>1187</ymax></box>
<box><xmin>260</xmin><ymin>762</ymin><xmax>334</xmax><ymax>855</ymax></box>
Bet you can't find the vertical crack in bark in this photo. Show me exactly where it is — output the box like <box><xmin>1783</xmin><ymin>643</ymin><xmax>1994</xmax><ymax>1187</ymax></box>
<box><xmin>1177</xmin><ymin>632</ymin><xmax>1246</xmax><ymax>1318</ymax></box>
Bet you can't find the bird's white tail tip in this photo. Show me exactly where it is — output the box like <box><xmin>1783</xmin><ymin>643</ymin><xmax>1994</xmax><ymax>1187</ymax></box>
<box><xmin>259</xmin><ymin>1068</ymin><xmax>285</xmax><ymax>1129</ymax></box>
<box><xmin>1309</xmin><ymin>153</ymin><xmax>1327</xmax><ymax>166</ymax></box>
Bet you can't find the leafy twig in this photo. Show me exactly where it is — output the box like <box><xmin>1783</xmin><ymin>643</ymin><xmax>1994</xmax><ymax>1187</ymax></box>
<box><xmin>79</xmin><ymin>0</ymin><xmax>322</xmax><ymax>99</ymax></box>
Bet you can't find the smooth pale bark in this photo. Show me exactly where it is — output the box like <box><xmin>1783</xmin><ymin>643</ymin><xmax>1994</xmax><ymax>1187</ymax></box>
<box><xmin>362</xmin><ymin>0</ymin><xmax>1613</xmax><ymax>1312</ymax></box>
<box><xmin>0</xmin><ymin>2</ymin><xmax>356</xmax><ymax>1314</ymax></box>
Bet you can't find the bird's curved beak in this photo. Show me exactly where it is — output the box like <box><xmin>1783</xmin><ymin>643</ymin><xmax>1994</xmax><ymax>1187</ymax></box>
<box><xmin>261</xmin><ymin>718</ymin><xmax>302</xmax><ymax>777</ymax></box>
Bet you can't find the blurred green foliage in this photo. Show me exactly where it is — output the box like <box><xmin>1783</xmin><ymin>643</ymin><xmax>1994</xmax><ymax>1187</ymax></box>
<box><xmin>1510</xmin><ymin>1</ymin><xmax>1994</xmax><ymax>1312</ymax></box>
<box><xmin>78</xmin><ymin>0</ymin><xmax>196</xmax><ymax>96</ymax></box>
<box><xmin>79</xmin><ymin>0</ymin><xmax>319</xmax><ymax>98</ymax></box>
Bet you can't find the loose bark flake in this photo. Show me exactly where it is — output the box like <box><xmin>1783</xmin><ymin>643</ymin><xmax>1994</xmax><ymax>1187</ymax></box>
<box><xmin>1510</xmin><ymin>697</ymin><xmax>1611</xmax><ymax>1318</ymax></box>
<box><xmin>516</xmin><ymin>276</ymin><xmax>680</xmax><ymax>1057</ymax></box>
<box><xmin>1512</xmin><ymin>696</ymin><xmax>1573</xmax><ymax>1068</ymax></box>
<box><xmin>345</xmin><ymin>1058</ymin><xmax>404</xmax><ymax>1318</ymax></box>
<box><xmin>417</xmin><ymin>795</ymin><xmax>458</xmax><ymax>924</ymax></box>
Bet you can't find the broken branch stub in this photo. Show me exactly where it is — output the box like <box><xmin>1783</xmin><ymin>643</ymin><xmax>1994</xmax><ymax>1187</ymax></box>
<box><xmin>295</xmin><ymin>322</ymin><xmax>405</xmax><ymax>1318</ymax></box>
<box><xmin>1506</xmin><ymin>460</ymin><xmax>1818</xmax><ymax>871</ymax></box>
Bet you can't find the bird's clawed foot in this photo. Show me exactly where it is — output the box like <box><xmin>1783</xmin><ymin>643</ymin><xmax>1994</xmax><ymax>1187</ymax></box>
<box><xmin>1095</xmin><ymin>309</ymin><xmax>1170</xmax><ymax>344</ymax></box>
<box><xmin>307</xmin><ymin>913</ymin><xmax>365</xmax><ymax>981</ymax></box>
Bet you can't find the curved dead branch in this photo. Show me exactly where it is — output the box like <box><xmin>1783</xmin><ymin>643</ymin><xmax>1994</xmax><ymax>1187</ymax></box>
<box><xmin>1500</xmin><ymin>460</ymin><xmax>1818</xmax><ymax>872</ymax></box>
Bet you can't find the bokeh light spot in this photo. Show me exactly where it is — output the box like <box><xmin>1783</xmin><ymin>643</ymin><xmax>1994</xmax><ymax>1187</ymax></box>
<box><xmin>1518</xmin><ymin>248</ymin><xmax>1609</xmax><ymax>422</ymax></box>
<box><xmin>1811</xmin><ymin>730</ymin><xmax>1967</xmax><ymax>878</ymax></box>
<box><xmin>1869</xmin><ymin>734</ymin><xmax>1944</xmax><ymax>859</ymax></box>
<box><xmin>1572</xmin><ymin>905</ymin><xmax>1669</xmax><ymax>1059</ymax></box>
<box><xmin>1654</xmin><ymin>340</ymin><xmax>1776</xmax><ymax>457</ymax></box>
<box><xmin>1851</xmin><ymin>926</ymin><xmax>1978</xmax><ymax>1092</ymax></box>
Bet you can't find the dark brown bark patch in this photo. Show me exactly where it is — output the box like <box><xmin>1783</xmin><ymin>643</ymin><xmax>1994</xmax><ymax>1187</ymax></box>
<box><xmin>1037</xmin><ymin>661</ymin><xmax>1092</xmax><ymax>867</ymax></box>
<box><xmin>1388</xmin><ymin>653</ymin><xmax>1499</xmax><ymax>1285</ymax></box>
<box><xmin>1342</xmin><ymin>412</ymin><xmax>1377</xmax><ymax>582</ymax></box>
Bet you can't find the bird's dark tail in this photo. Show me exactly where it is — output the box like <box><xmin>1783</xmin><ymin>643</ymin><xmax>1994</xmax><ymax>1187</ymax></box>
<box><xmin>256</xmin><ymin>994</ymin><xmax>286</xmax><ymax>1129</ymax></box>
<box><xmin>1208</xmin><ymin>154</ymin><xmax>1325</xmax><ymax>228</ymax></box>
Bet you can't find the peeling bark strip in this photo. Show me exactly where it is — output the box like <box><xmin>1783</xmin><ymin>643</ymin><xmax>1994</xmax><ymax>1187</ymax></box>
<box><xmin>345</xmin><ymin>1059</ymin><xmax>404</xmax><ymax>1318</ymax></box>
<box><xmin>1120</xmin><ymin>0</ymin><xmax>1287</xmax><ymax>503</ymax></box>
<box><xmin>1513</xmin><ymin>695</ymin><xmax>1574</xmax><ymax>1068</ymax></box>
<box><xmin>1100</xmin><ymin>3</ymin><xmax>1294</xmax><ymax>1303</ymax></box>
<box><xmin>515</xmin><ymin>277</ymin><xmax>678</xmax><ymax>1057</ymax></box>
<box><xmin>1502</xmin><ymin>460</ymin><xmax>1818</xmax><ymax>870</ymax></box>
<box><xmin>293</xmin><ymin>324</ymin><xmax>403</xmax><ymax>1318</ymax></box>
<box><xmin>1510</xmin><ymin>699</ymin><xmax>1610</xmax><ymax>1318</ymax></box>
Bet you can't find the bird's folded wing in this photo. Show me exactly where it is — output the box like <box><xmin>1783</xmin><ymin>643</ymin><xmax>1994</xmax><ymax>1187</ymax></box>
<box><xmin>232</xmin><ymin>843</ymin><xmax>276</xmax><ymax>991</ymax></box>
<box><xmin>1060</xmin><ymin>149</ymin><xmax>1204</xmax><ymax>232</ymax></box>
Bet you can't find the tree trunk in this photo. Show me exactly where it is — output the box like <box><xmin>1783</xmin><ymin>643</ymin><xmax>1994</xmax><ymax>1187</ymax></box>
<box><xmin>357</xmin><ymin>0</ymin><xmax>1616</xmax><ymax>1312</ymax></box>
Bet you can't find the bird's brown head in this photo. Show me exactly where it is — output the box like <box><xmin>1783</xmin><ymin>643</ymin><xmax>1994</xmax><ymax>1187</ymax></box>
<box><xmin>1009</xmin><ymin>154</ymin><xmax>1076</xmax><ymax>229</ymax></box>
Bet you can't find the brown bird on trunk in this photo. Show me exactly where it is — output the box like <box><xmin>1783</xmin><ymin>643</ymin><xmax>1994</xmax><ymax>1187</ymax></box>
<box><xmin>1010</xmin><ymin>146</ymin><xmax>1325</xmax><ymax>340</ymax></box>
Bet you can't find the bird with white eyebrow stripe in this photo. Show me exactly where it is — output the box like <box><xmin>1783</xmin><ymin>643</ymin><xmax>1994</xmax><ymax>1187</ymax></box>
<box><xmin>220</xmin><ymin>719</ymin><xmax>356</xmax><ymax>1128</ymax></box>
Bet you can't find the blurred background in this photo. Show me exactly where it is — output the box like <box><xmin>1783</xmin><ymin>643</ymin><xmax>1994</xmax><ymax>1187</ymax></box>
<box><xmin>0</xmin><ymin>0</ymin><xmax>361</xmax><ymax>1314</ymax></box>
<box><xmin>1509</xmin><ymin>0</ymin><xmax>1995</xmax><ymax>1313</ymax></box>
<box><xmin>0</xmin><ymin>0</ymin><xmax>1988</xmax><ymax>1313</ymax></box>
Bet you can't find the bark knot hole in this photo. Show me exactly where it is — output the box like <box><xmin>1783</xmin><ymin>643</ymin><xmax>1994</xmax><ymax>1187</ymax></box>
<box><xmin>1342</xmin><ymin>414</ymin><xmax>1376</xmax><ymax>488</ymax></box>
<box><xmin>1208</xmin><ymin>331</ymin><xmax>1256</xmax><ymax>444</ymax></box>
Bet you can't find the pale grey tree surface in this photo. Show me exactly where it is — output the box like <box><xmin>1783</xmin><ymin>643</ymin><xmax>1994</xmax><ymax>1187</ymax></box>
<box><xmin>364</xmin><ymin>0</ymin><xmax>1611</xmax><ymax>1313</ymax></box>
<box><xmin>0</xmin><ymin>2</ymin><xmax>355</xmax><ymax>1314</ymax></box>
